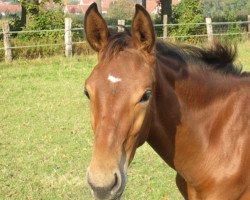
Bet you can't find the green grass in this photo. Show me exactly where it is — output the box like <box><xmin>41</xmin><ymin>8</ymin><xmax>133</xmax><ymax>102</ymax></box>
<box><xmin>237</xmin><ymin>41</ymin><xmax>250</xmax><ymax>70</ymax></box>
<box><xmin>0</xmin><ymin>41</ymin><xmax>250</xmax><ymax>200</ymax></box>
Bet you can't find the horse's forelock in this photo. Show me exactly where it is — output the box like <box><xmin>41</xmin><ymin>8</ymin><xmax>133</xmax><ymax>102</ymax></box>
<box><xmin>101</xmin><ymin>32</ymin><xmax>131</xmax><ymax>60</ymax></box>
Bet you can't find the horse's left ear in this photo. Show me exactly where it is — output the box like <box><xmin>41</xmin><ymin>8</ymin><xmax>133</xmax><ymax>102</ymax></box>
<box><xmin>84</xmin><ymin>3</ymin><xmax>110</xmax><ymax>52</ymax></box>
<box><xmin>131</xmin><ymin>4</ymin><xmax>155</xmax><ymax>53</ymax></box>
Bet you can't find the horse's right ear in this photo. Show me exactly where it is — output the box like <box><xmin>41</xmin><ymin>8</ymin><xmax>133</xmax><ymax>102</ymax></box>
<box><xmin>84</xmin><ymin>3</ymin><xmax>110</xmax><ymax>52</ymax></box>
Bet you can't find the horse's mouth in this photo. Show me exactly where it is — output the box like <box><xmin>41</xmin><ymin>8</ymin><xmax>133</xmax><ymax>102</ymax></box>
<box><xmin>91</xmin><ymin>185</ymin><xmax>125</xmax><ymax>200</ymax></box>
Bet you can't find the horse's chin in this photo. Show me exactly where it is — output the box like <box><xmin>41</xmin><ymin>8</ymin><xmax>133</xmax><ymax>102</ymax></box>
<box><xmin>112</xmin><ymin>191</ymin><xmax>124</xmax><ymax>200</ymax></box>
<box><xmin>92</xmin><ymin>190</ymin><xmax>124</xmax><ymax>200</ymax></box>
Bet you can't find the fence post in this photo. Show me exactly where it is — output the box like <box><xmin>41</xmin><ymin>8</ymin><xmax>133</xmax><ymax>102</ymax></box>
<box><xmin>206</xmin><ymin>17</ymin><xmax>213</xmax><ymax>44</ymax></box>
<box><xmin>117</xmin><ymin>20</ymin><xmax>125</xmax><ymax>32</ymax></box>
<box><xmin>163</xmin><ymin>15</ymin><xmax>168</xmax><ymax>39</ymax></box>
<box><xmin>248</xmin><ymin>15</ymin><xmax>250</xmax><ymax>40</ymax></box>
<box><xmin>2</xmin><ymin>21</ymin><xmax>12</xmax><ymax>62</ymax></box>
<box><xmin>65</xmin><ymin>18</ymin><xmax>72</xmax><ymax>57</ymax></box>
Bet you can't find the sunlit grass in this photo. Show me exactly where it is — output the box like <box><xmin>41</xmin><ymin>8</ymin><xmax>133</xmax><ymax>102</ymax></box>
<box><xmin>0</xmin><ymin>42</ymin><xmax>249</xmax><ymax>200</ymax></box>
<box><xmin>237</xmin><ymin>41</ymin><xmax>250</xmax><ymax>71</ymax></box>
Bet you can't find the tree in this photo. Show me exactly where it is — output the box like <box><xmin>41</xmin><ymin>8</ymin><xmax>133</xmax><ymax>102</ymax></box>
<box><xmin>160</xmin><ymin>0</ymin><xmax>172</xmax><ymax>23</ymax></box>
<box><xmin>19</xmin><ymin>2</ymin><xmax>26</xmax><ymax>26</ymax></box>
<box><xmin>170</xmin><ymin>0</ymin><xmax>204</xmax><ymax>38</ymax></box>
<box><xmin>142</xmin><ymin>0</ymin><xmax>146</xmax><ymax>7</ymax></box>
<box><xmin>135</xmin><ymin>0</ymin><xmax>146</xmax><ymax>8</ymax></box>
<box><xmin>19</xmin><ymin>0</ymin><xmax>39</xmax><ymax>15</ymax></box>
<box><xmin>202</xmin><ymin>0</ymin><xmax>249</xmax><ymax>21</ymax></box>
<box><xmin>18</xmin><ymin>0</ymin><xmax>38</xmax><ymax>26</ymax></box>
<box><xmin>107</xmin><ymin>0</ymin><xmax>134</xmax><ymax>20</ymax></box>
<box><xmin>18</xmin><ymin>0</ymin><xmax>61</xmax><ymax>27</ymax></box>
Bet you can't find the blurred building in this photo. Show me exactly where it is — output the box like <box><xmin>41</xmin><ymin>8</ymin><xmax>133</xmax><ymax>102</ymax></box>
<box><xmin>64</xmin><ymin>0</ymin><xmax>181</xmax><ymax>15</ymax></box>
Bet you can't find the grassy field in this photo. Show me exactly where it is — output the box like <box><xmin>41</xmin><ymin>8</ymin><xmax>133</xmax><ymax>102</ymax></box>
<box><xmin>0</xmin><ymin>41</ymin><xmax>250</xmax><ymax>200</ymax></box>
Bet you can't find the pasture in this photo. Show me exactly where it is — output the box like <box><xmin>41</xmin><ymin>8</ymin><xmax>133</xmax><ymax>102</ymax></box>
<box><xmin>0</xmin><ymin>41</ymin><xmax>250</xmax><ymax>200</ymax></box>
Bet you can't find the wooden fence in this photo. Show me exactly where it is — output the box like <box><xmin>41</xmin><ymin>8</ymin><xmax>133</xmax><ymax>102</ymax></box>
<box><xmin>1</xmin><ymin>15</ymin><xmax>250</xmax><ymax>62</ymax></box>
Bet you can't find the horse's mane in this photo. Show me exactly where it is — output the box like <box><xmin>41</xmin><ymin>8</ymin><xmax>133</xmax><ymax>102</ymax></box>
<box><xmin>156</xmin><ymin>41</ymin><xmax>245</xmax><ymax>76</ymax></box>
<box><xmin>103</xmin><ymin>32</ymin><xmax>247</xmax><ymax>77</ymax></box>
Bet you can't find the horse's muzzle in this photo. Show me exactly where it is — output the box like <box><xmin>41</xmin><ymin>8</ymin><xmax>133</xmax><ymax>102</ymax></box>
<box><xmin>87</xmin><ymin>169</ymin><xmax>126</xmax><ymax>200</ymax></box>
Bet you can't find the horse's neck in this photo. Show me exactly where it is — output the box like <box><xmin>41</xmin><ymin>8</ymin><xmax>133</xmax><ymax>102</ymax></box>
<box><xmin>147</xmin><ymin>60</ymin><xmax>232</xmax><ymax>169</ymax></box>
<box><xmin>147</xmin><ymin>57</ymin><xmax>185</xmax><ymax>168</ymax></box>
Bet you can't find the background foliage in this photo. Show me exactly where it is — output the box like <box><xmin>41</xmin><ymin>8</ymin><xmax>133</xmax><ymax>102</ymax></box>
<box><xmin>106</xmin><ymin>0</ymin><xmax>135</xmax><ymax>20</ymax></box>
<box><xmin>169</xmin><ymin>0</ymin><xmax>205</xmax><ymax>41</ymax></box>
<box><xmin>202</xmin><ymin>0</ymin><xmax>250</xmax><ymax>21</ymax></box>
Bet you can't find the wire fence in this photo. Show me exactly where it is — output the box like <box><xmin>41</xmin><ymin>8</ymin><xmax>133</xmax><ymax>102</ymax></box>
<box><xmin>0</xmin><ymin>20</ymin><xmax>250</xmax><ymax>61</ymax></box>
<box><xmin>1</xmin><ymin>21</ymin><xmax>249</xmax><ymax>49</ymax></box>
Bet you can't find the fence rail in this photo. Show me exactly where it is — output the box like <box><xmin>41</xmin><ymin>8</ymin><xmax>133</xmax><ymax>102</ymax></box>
<box><xmin>1</xmin><ymin>16</ymin><xmax>250</xmax><ymax>62</ymax></box>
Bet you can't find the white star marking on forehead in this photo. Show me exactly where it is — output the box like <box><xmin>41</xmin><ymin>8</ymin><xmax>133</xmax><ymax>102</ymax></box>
<box><xmin>108</xmin><ymin>74</ymin><xmax>122</xmax><ymax>83</ymax></box>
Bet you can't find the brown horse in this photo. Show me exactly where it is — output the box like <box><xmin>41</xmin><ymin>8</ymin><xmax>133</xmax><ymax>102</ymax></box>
<box><xmin>83</xmin><ymin>3</ymin><xmax>250</xmax><ymax>200</ymax></box>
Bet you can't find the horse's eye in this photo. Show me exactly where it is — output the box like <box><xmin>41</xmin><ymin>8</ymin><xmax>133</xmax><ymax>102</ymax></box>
<box><xmin>84</xmin><ymin>88</ymin><xmax>90</xmax><ymax>99</ymax></box>
<box><xmin>140</xmin><ymin>90</ymin><xmax>152</xmax><ymax>103</ymax></box>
